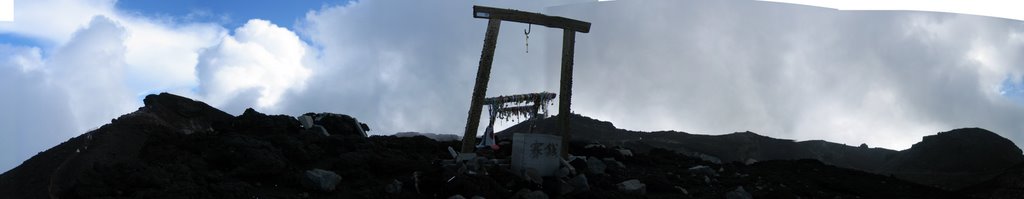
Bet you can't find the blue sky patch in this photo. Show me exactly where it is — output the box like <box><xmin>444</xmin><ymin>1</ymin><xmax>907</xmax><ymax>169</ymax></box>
<box><xmin>1000</xmin><ymin>75</ymin><xmax>1024</xmax><ymax>104</ymax></box>
<box><xmin>115</xmin><ymin>0</ymin><xmax>351</xmax><ymax>29</ymax></box>
<box><xmin>0</xmin><ymin>33</ymin><xmax>53</xmax><ymax>56</ymax></box>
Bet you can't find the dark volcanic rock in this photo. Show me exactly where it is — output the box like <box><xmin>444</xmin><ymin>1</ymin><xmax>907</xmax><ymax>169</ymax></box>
<box><xmin>394</xmin><ymin>132</ymin><xmax>461</xmax><ymax>141</ymax></box>
<box><xmin>498</xmin><ymin>114</ymin><xmax>900</xmax><ymax>172</ymax></box>
<box><xmin>959</xmin><ymin>162</ymin><xmax>1024</xmax><ymax>199</ymax></box>
<box><xmin>301</xmin><ymin>112</ymin><xmax>369</xmax><ymax>137</ymax></box>
<box><xmin>0</xmin><ymin>93</ymin><xmax>425</xmax><ymax>199</ymax></box>
<box><xmin>302</xmin><ymin>169</ymin><xmax>342</xmax><ymax>192</ymax></box>
<box><xmin>498</xmin><ymin>114</ymin><xmax>1024</xmax><ymax>191</ymax></box>
<box><xmin>227</xmin><ymin>108</ymin><xmax>303</xmax><ymax>136</ymax></box>
<box><xmin>0</xmin><ymin>94</ymin><xmax>1011</xmax><ymax>199</ymax></box>
<box><xmin>141</xmin><ymin>92</ymin><xmax>234</xmax><ymax>134</ymax></box>
<box><xmin>883</xmin><ymin>128</ymin><xmax>1024</xmax><ymax>189</ymax></box>
<box><xmin>741</xmin><ymin>159</ymin><xmax>957</xmax><ymax>198</ymax></box>
<box><xmin>0</xmin><ymin>92</ymin><xmax>235</xmax><ymax>198</ymax></box>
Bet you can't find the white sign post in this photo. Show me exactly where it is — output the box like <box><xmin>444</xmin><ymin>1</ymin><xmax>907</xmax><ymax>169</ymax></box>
<box><xmin>511</xmin><ymin>133</ymin><xmax>562</xmax><ymax>177</ymax></box>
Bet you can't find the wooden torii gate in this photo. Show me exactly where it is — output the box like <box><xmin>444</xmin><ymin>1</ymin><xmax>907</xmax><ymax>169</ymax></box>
<box><xmin>461</xmin><ymin>5</ymin><xmax>591</xmax><ymax>158</ymax></box>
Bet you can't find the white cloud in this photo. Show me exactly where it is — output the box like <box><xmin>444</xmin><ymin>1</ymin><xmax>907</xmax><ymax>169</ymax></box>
<box><xmin>120</xmin><ymin>18</ymin><xmax>227</xmax><ymax>96</ymax></box>
<box><xmin>549</xmin><ymin>0</ymin><xmax>1024</xmax><ymax>149</ymax></box>
<box><xmin>0</xmin><ymin>0</ymin><xmax>116</xmax><ymax>45</ymax></box>
<box><xmin>0</xmin><ymin>44</ymin><xmax>75</xmax><ymax>172</ymax></box>
<box><xmin>765</xmin><ymin>0</ymin><xmax>1024</xmax><ymax>22</ymax></box>
<box><xmin>276</xmin><ymin>0</ymin><xmax>1024</xmax><ymax>152</ymax></box>
<box><xmin>45</xmin><ymin>16</ymin><xmax>139</xmax><ymax>132</ymax></box>
<box><xmin>0</xmin><ymin>0</ymin><xmax>231</xmax><ymax>172</ymax></box>
<box><xmin>283</xmin><ymin>0</ymin><xmax>580</xmax><ymax>135</ymax></box>
<box><xmin>195</xmin><ymin>19</ymin><xmax>313</xmax><ymax>113</ymax></box>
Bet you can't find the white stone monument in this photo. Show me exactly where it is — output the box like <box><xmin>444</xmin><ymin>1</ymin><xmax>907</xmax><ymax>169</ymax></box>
<box><xmin>511</xmin><ymin>133</ymin><xmax>562</xmax><ymax>177</ymax></box>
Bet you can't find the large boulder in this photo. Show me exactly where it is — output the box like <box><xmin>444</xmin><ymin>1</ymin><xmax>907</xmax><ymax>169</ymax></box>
<box><xmin>688</xmin><ymin>165</ymin><xmax>718</xmax><ymax>177</ymax></box>
<box><xmin>302</xmin><ymin>113</ymin><xmax>369</xmax><ymax>137</ymax></box>
<box><xmin>725</xmin><ymin>186</ymin><xmax>752</xmax><ymax>199</ymax></box>
<box><xmin>384</xmin><ymin>179</ymin><xmax>403</xmax><ymax>194</ymax></box>
<box><xmin>302</xmin><ymin>169</ymin><xmax>342</xmax><ymax>192</ymax></box>
<box><xmin>568</xmin><ymin>174</ymin><xmax>590</xmax><ymax>192</ymax></box>
<box><xmin>140</xmin><ymin>93</ymin><xmax>234</xmax><ymax>134</ymax></box>
<box><xmin>617</xmin><ymin>179</ymin><xmax>646</xmax><ymax>195</ymax></box>
<box><xmin>882</xmin><ymin>128</ymin><xmax>1024</xmax><ymax>189</ymax></box>
<box><xmin>586</xmin><ymin>157</ymin><xmax>606</xmax><ymax>174</ymax></box>
<box><xmin>521</xmin><ymin>190</ymin><xmax>549</xmax><ymax>199</ymax></box>
<box><xmin>228</xmin><ymin>108</ymin><xmax>303</xmax><ymax>136</ymax></box>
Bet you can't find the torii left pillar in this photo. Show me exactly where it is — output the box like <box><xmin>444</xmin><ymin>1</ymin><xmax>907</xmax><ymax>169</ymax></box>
<box><xmin>461</xmin><ymin>6</ymin><xmax>590</xmax><ymax>159</ymax></box>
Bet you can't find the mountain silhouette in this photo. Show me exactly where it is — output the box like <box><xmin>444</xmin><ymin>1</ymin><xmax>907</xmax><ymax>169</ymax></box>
<box><xmin>0</xmin><ymin>93</ymin><xmax>1015</xmax><ymax>198</ymax></box>
<box><xmin>497</xmin><ymin>114</ymin><xmax>1024</xmax><ymax>190</ymax></box>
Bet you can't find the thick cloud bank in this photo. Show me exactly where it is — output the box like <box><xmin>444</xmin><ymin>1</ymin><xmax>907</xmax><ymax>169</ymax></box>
<box><xmin>549</xmin><ymin>1</ymin><xmax>1024</xmax><ymax>149</ymax></box>
<box><xmin>196</xmin><ymin>19</ymin><xmax>314</xmax><ymax>113</ymax></box>
<box><xmin>2</xmin><ymin>0</ymin><xmax>1024</xmax><ymax>172</ymax></box>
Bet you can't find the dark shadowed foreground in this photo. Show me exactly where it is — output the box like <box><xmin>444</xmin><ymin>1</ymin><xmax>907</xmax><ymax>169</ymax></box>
<box><xmin>0</xmin><ymin>93</ymin><xmax>1017</xmax><ymax>198</ymax></box>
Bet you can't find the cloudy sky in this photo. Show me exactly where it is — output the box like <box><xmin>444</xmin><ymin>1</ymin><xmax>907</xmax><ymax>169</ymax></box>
<box><xmin>2</xmin><ymin>0</ymin><xmax>1024</xmax><ymax>172</ymax></box>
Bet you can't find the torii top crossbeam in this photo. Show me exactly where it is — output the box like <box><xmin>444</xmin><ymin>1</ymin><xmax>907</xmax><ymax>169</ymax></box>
<box><xmin>472</xmin><ymin>6</ymin><xmax>590</xmax><ymax>33</ymax></box>
<box><xmin>461</xmin><ymin>5</ymin><xmax>591</xmax><ymax>158</ymax></box>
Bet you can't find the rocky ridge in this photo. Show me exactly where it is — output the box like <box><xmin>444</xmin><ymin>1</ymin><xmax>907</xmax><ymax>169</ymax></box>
<box><xmin>498</xmin><ymin>114</ymin><xmax>1024</xmax><ymax>190</ymax></box>
<box><xmin>0</xmin><ymin>93</ymin><xmax>1010</xmax><ymax>198</ymax></box>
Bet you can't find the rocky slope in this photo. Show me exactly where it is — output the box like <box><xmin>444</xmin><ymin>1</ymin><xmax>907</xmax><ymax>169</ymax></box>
<box><xmin>497</xmin><ymin>114</ymin><xmax>1024</xmax><ymax>190</ymax></box>
<box><xmin>0</xmin><ymin>93</ymin><xmax>1005</xmax><ymax>198</ymax></box>
<box><xmin>959</xmin><ymin>162</ymin><xmax>1024</xmax><ymax>199</ymax></box>
<box><xmin>882</xmin><ymin>128</ymin><xmax>1024</xmax><ymax>189</ymax></box>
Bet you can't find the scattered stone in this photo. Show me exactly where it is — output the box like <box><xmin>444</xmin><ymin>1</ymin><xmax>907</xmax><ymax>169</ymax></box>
<box><xmin>568</xmin><ymin>174</ymin><xmax>590</xmax><ymax>192</ymax></box>
<box><xmin>555</xmin><ymin>166</ymin><xmax>572</xmax><ymax>178</ymax></box>
<box><xmin>470</xmin><ymin>196</ymin><xmax>486</xmax><ymax>199</ymax></box>
<box><xmin>393</xmin><ymin>132</ymin><xmax>461</xmax><ymax>141</ymax></box>
<box><xmin>523</xmin><ymin>168</ymin><xmax>542</xmax><ymax>184</ymax></box>
<box><xmin>745</xmin><ymin>158</ymin><xmax>758</xmax><ymax>165</ymax></box>
<box><xmin>617</xmin><ymin>179</ymin><xmax>646</xmax><ymax>195</ymax></box>
<box><xmin>456</xmin><ymin>152</ymin><xmax>477</xmax><ymax>162</ymax></box>
<box><xmin>384</xmin><ymin>179</ymin><xmax>403</xmax><ymax>194</ymax></box>
<box><xmin>674</xmin><ymin>186</ymin><xmax>688</xmax><ymax>194</ymax></box>
<box><xmin>558</xmin><ymin>180</ymin><xmax>575</xmax><ymax>195</ymax></box>
<box><xmin>297</xmin><ymin>115</ymin><xmax>314</xmax><ymax>129</ymax></box>
<box><xmin>448</xmin><ymin>146</ymin><xmax>458</xmax><ymax>159</ymax></box>
<box><xmin>308</xmin><ymin>125</ymin><xmax>329</xmax><ymax>136</ymax></box>
<box><xmin>586</xmin><ymin>157</ymin><xmax>606</xmax><ymax>174</ymax></box>
<box><xmin>584</xmin><ymin>142</ymin><xmax>605</xmax><ymax>149</ymax></box>
<box><xmin>560</xmin><ymin>159</ymin><xmax>577</xmax><ymax>175</ymax></box>
<box><xmin>522</xmin><ymin>190</ymin><xmax>549</xmax><ymax>199</ymax></box>
<box><xmin>412</xmin><ymin>171</ymin><xmax>422</xmax><ymax>193</ymax></box>
<box><xmin>301</xmin><ymin>112</ymin><xmax>369</xmax><ymax>137</ymax></box>
<box><xmin>617</xmin><ymin>148</ymin><xmax>634</xmax><ymax>157</ymax></box>
<box><xmin>569</xmin><ymin>158</ymin><xmax>588</xmax><ymax>174</ymax></box>
<box><xmin>688</xmin><ymin>165</ymin><xmax>719</xmax><ymax>177</ymax></box>
<box><xmin>605</xmin><ymin>159</ymin><xmax>626</xmax><ymax>169</ymax></box>
<box><xmin>466</xmin><ymin>157</ymin><xmax>487</xmax><ymax>174</ymax></box>
<box><xmin>448</xmin><ymin>194</ymin><xmax>466</xmax><ymax>199</ymax></box>
<box><xmin>301</xmin><ymin>169</ymin><xmax>341</xmax><ymax>192</ymax></box>
<box><xmin>726</xmin><ymin>186</ymin><xmax>752</xmax><ymax>199</ymax></box>
<box><xmin>692</xmin><ymin>152</ymin><xmax>722</xmax><ymax>164</ymax></box>
<box><xmin>513</xmin><ymin>189</ymin><xmax>531</xmax><ymax>198</ymax></box>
